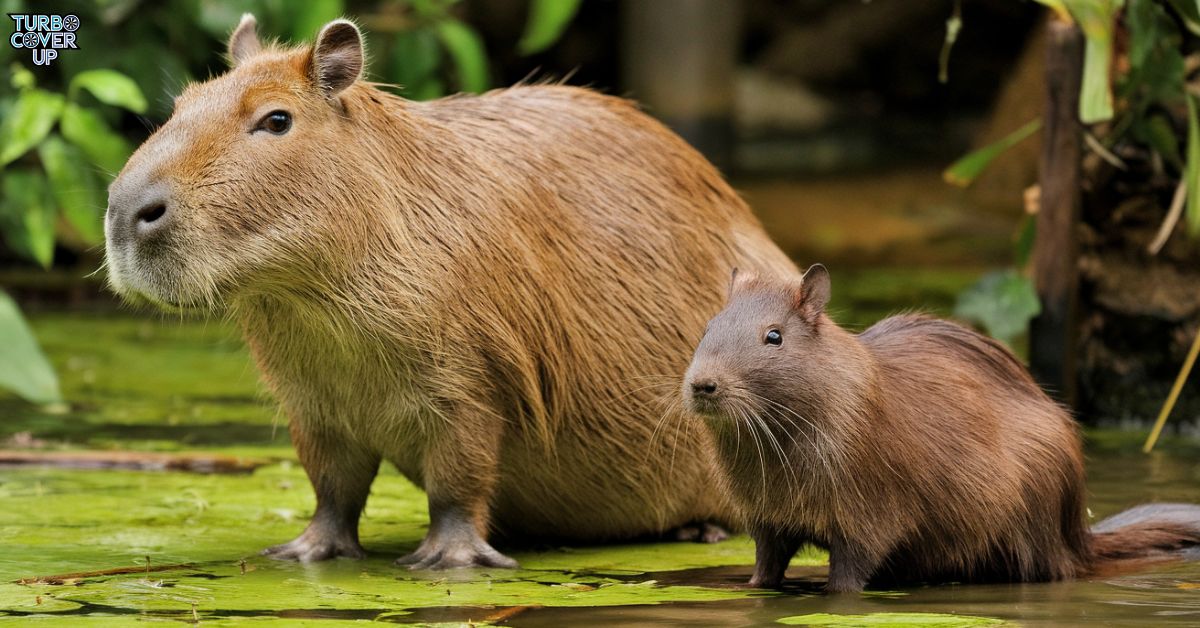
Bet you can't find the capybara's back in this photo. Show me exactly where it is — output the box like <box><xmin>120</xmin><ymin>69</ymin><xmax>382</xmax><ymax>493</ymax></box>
<box><xmin>104</xmin><ymin>16</ymin><xmax>796</xmax><ymax>567</ymax></box>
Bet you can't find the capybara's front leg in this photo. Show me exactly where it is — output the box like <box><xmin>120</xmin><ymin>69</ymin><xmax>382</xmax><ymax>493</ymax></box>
<box><xmin>748</xmin><ymin>526</ymin><xmax>802</xmax><ymax>588</ymax></box>
<box><xmin>263</xmin><ymin>421</ymin><xmax>380</xmax><ymax>562</ymax></box>
<box><xmin>825</xmin><ymin>535</ymin><xmax>884</xmax><ymax>593</ymax></box>
<box><xmin>396</xmin><ymin>402</ymin><xmax>517</xmax><ymax>570</ymax></box>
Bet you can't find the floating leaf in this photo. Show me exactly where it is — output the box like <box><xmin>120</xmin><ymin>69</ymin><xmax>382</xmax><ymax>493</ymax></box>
<box><xmin>60</xmin><ymin>103</ymin><xmax>133</xmax><ymax>175</ymax></box>
<box><xmin>519</xmin><ymin>0</ymin><xmax>582</xmax><ymax>55</ymax></box>
<box><xmin>37</xmin><ymin>134</ymin><xmax>105</xmax><ymax>244</ymax></box>
<box><xmin>435</xmin><ymin>19</ymin><xmax>489</xmax><ymax>93</ymax></box>
<box><xmin>943</xmin><ymin>119</ymin><xmax>1041</xmax><ymax>187</ymax></box>
<box><xmin>69</xmin><ymin>69</ymin><xmax>148</xmax><ymax>114</ymax></box>
<box><xmin>0</xmin><ymin>290</ymin><xmax>61</xmax><ymax>405</ymax></box>
<box><xmin>953</xmin><ymin>269</ymin><xmax>1041</xmax><ymax>346</ymax></box>
<box><xmin>0</xmin><ymin>88</ymin><xmax>64</xmax><ymax>166</ymax></box>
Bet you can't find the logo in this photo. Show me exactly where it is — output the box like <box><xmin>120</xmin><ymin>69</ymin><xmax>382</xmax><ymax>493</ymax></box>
<box><xmin>9</xmin><ymin>14</ymin><xmax>79</xmax><ymax>66</ymax></box>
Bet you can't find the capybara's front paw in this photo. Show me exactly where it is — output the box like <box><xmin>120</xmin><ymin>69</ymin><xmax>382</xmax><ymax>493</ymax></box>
<box><xmin>262</xmin><ymin>528</ymin><xmax>367</xmax><ymax>562</ymax></box>
<box><xmin>395</xmin><ymin>535</ymin><xmax>518</xmax><ymax>570</ymax></box>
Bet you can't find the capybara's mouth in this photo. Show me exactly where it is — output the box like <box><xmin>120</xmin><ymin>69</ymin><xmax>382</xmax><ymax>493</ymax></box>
<box><xmin>686</xmin><ymin>395</ymin><xmax>727</xmax><ymax>418</ymax></box>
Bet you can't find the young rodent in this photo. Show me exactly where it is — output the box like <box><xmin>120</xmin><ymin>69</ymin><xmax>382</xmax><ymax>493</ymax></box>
<box><xmin>683</xmin><ymin>264</ymin><xmax>1200</xmax><ymax>592</ymax></box>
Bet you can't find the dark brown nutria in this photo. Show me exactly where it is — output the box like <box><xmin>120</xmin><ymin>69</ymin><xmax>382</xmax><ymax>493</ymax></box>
<box><xmin>102</xmin><ymin>15</ymin><xmax>798</xmax><ymax>569</ymax></box>
<box><xmin>683</xmin><ymin>264</ymin><xmax>1200</xmax><ymax>592</ymax></box>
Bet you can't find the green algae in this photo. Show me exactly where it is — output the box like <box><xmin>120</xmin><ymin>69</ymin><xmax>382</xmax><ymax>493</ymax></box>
<box><xmin>778</xmin><ymin>613</ymin><xmax>1008</xmax><ymax>627</ymax></box>
<box><xmin>3</xmin><ymin>307</ymin><xmax>1200</xmax><ymax>625</ymax></box>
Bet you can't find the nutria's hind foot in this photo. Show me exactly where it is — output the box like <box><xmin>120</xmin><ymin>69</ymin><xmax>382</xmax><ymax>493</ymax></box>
<box><xmin>673</xmin><ymin>521</ymin><xmax>730</xmax><ymax>544</ymax></box>
<box><xmin>262</xmin><ymin>527</ymin><xmax>367</xmax><ymax>562</ymax></box>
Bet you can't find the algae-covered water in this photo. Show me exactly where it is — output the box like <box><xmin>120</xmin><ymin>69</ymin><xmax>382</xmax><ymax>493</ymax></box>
<box><xmin>3</xmin><ymin>274</ymin><xmax>1200</xmax><ymax>626</ymax></box>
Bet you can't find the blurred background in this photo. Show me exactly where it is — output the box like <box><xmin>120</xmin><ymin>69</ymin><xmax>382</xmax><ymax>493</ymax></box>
<box><xmin>0</xmin><ymin>0</ymin><xmax>1197</xmax><ymax>454</ymax></box>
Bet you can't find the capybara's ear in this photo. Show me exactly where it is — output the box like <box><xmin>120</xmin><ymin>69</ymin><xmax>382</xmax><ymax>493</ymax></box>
<box><xmin>228</xmin><ymin>14</ymin><xmax>262</xmax><ymax>66</ymax></box>
<box><xmin>727</xmin><ymin>267</ymin><xmax>740</xmax><ymax>298</ymax></box>
<box><xmin>794</xmin><ymin>264</ymin><xmax>831</xmax><ymax>315</ymax></box>
<box><xmin>310</xmin><ymin>19</ymin><xmax>364</xmax><ymax>96</ymax></box>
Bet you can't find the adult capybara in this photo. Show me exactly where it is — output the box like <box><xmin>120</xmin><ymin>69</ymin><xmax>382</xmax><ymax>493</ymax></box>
<box><xmin>103</xmin><ymin>15</ymin><xmax>797</xmax><ymax>568</ymax></box>
<box><xmin>683</xmin><ymin>265</ymin><xmax>1200</xmax><ymax>592</ymax></box>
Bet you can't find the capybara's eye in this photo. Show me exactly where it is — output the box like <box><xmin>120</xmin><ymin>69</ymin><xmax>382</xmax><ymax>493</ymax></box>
<box><xmin>764</xmin><ymin>329</ymin><xmax>782</xmax><ymax>346</ymax></box>
<box><xmin>258</xmin><ymin>110</ymin><xmax>292</xmax><ymax>135</ymax></box>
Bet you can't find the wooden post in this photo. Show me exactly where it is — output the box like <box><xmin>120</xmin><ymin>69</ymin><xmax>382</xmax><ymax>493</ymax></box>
<box><xmin>621</xmin><ymin>0</ymin><xmax>741</xmax><ymax>171</ymax></box>
<box><xmin>1029</xmin><ymin>19</ymin><xmax>1084</xmax><ymax>405</ymax></box>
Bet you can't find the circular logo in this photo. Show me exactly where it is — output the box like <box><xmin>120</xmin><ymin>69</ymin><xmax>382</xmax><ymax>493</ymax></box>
<box><xmin>63</xmin><ymin>14</ymin><xmax>80</xmax><ymax>32</ymax></box>
<box><xmin>21</xmin><ymin>32</ymin><xmax>37</xmax><ymax>47</ymax></box>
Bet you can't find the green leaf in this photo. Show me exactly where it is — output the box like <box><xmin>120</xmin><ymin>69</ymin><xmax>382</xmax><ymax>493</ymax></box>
<box><xmin>953</xmin><ymin>269</ymin><xmax>1042</xmax><ymax>346</ymax></box>
<box><xmin>943</xmin><ymin>119</ymin><xmax>1041</xmax><ymax>187</ymax></box>
<box><xmin>0</xmin><ymin>88</ymin><xmax>64</xmax><ymax>166</ymax></box>
<box><xmin>69</xmin><ymin>69</ymin><xmax>149</xmax><ymax>114</ymax></box>
<box><xmin>9</xmin><ymin>62</ymin><xmax>35</xmax><ymax>90</ymax></box>
<box><xmin>519</xmin><ymin>0</ymin><xmax>582</xmax><ymax>55</ymax></box>
<box><xmin>1165</xmin><ymin>0</ymin><xmax>1200</xmax><ymax>36</ymax></box>
<box><xmin>0</xmin><ymin>290</ymin><xmax>62</xmax><ymax>404</ymax></box>
<box><xmin>1185</xmin><ymin>94</ymin><xmax>1200</xmax><ymax>236</ymax></box>
<box><xmin>1066</xmin><ymin>0</ymin><xmax>1123</xmax><ymax>123</ymax></box>
<box><xmin>38</xmin><ymin>134</ymin><xmax>105</xmax><ymax>244</ymax></box>
<box><xmin>1014</xmin><ymin>214</ymin><xmax>1036</xmax><ymax>269</ymax></box>
<box><xmin>60</xmin><ymin>103</ymin><xmax>133</xmax><ymax>175</ymax></box>
<box><xmin>390</xmin><ymin>29</ymin><xmax>441</xmax><ymax>98</ymax></box>
<box><xmin>289</xmin><ymin>0</ymin><xmax>344</xmax><ymax>41</ymax></box>
<box><xmin>435</xmin><ymin>19</ymin><xmax>490</xmax><ymax>93</ymax></box>
<box><xmin>0</xmin><ymin>170</ymin><xmax>56</xmax><ymax>267</ymax></box>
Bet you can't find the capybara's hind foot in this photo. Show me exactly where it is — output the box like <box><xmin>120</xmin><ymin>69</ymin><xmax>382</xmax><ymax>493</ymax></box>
<box><xmin>262</xmin><ymin>528</ymin><xmax>367</xmax><ymax>562</ymax></box>
<box><xmin>674</xmin><ymin>521</ymin><xmax>730</xmax><ymax>544</ymax></box>
<box><xmin>395</xmin><ymin>536</ymin><xmax>518</xmax><ymax>570</ymax></box>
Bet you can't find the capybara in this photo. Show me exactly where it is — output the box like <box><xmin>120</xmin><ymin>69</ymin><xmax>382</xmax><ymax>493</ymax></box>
<box><xmin>103</xmin><ymin>15</ymin><xmax>797</xmax><ymax>568</ymax></box>
<box><xmin>683</xmin><ymin>264</ymin><xmax>1200</xmax><ymax>592</ymax></box>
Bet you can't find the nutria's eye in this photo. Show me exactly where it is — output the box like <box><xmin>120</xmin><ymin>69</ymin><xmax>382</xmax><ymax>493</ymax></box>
<box><xmin>765</xmin><ymin>329</ymin><xmax>782</xmax><ymax>346</ymax></box>
<box><xmin>257</xmin><ymin>110</ymin><xmax>292</xmax><ymax>135</ymax></box>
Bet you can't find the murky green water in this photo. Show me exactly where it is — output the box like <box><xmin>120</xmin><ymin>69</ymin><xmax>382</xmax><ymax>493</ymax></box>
<box><xmin>2</xmin><ymin>304</ymin><xmax>1198</xmax><ymax>626</ymax></box>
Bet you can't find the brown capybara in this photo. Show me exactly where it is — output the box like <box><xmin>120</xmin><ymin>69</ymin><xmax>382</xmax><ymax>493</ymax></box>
<box><xmin>103</xmin><ymin>15</ymin><xmax>798</xmax><ymax>568</ymax></box>
<box><xmin>683</xmin><ymin>264</ymin><xmax>1200</xmax><ymax>592</ymax></box>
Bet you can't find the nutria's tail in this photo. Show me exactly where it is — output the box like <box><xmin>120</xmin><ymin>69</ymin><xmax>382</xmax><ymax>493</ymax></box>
<box><xmin>1085</xmin><ymin>503</ymin><xmax>1200</xmax><ymax>574</ymax></box>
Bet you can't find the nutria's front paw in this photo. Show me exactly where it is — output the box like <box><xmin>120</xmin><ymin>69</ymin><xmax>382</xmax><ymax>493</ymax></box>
<box><xmin>395</xmin><ymin>536</ymin><xmax>518</xmax><ymax>570</ymax></box>
<box><xmin>674</xmin><ymin>521</ymin><xmax>730</xmax><ymax>544</ymax></box>
<box><xmin>262</xmin><ymin>529</ymin><xmax>367</xmax><ymax>562</ymax></box>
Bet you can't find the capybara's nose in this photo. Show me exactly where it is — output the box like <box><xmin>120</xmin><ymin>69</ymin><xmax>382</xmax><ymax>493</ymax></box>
<box><xmin>107</xmin><ymin>178</ymin><xmax>172</xmax><ymax>245</ymax></box>
<box><xmin>691</xmin><ymin>380</ymin><xmax>718</xmax><ymax>397</ymax></box>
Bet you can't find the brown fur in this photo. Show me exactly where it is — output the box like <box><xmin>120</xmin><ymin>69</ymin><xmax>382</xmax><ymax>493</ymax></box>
<box><xmin>683</xmin><ymin>265</ymin><xmax>1200</xmax><ymax>592</ymax></box>
<box><xmin>103</xmin><ymin>16</ymin><xmax>797</xmax><ymax>567</ymax></box>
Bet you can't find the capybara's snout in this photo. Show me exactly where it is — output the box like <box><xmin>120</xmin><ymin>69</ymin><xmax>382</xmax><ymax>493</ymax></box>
<box><xmin>106</xmin><ymin>174</ymin><xmax>173</xmax><ymax>249</ymax></box>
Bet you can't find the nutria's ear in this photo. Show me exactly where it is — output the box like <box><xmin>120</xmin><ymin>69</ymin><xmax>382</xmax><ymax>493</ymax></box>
<box><xmin>794</xmin><ymin>264</ymin><xmax>831</xmax><ymax>315</ymax></box>
<box><xmin>310</xmin><ymin>19</ymin><xmax>364</xmax><ymax>96</ymax></box>
<box><xmin>228</xmin><ymin>14</ymin><xmax>262</xmax><ymax>66</ymax></box>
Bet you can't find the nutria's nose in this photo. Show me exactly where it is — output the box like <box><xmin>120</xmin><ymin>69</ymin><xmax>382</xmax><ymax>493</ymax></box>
<box><xmin>691</xmin><ymin>380</ymin><xmax>718</xmax><ymax>397</ymax></box>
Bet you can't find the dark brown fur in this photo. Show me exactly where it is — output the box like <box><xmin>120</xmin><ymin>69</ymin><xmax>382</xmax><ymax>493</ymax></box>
<box><xmin>684</xmin><ymin>265</ymin><xmax>1200</xmax><ymax>592</ymax></box>
<box><xmin>104</xmin><ymin>16</ymin><xmax>797</xmax><ymax>568</ymax></box>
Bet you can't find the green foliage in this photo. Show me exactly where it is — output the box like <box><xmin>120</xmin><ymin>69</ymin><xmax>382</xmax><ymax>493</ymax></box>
<box><xmin>953</xmin><ymin>270</ymin><xmax>1042</xmax><ymax>347</ymax></box>
<box><xmin>0</xmin><ymin>66</ymin><xmax>140</xmax><ymax>262</ymax></box>
<box><xmin>520</xmin><ymin>0</ymin><xmax>584</xmax><ymax>55</ymax></box>
<box><xmin>943</xmin><ymin>118</ymin><xmax>1041</xmax><ymax>187</ymax></box>
<box><xmin>0</xmin><ymin>290</ymin><xmax>62</xmax><ymax>404</ymax></box>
